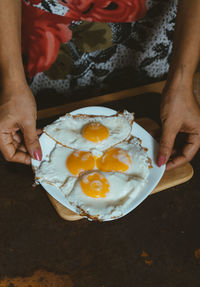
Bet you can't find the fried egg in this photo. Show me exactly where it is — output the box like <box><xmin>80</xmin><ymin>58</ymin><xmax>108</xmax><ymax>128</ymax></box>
<box><xmin>96</xmin><ymin>136</ymin><xmax>151</xmax><ymax>180</ymax></box>
<box><xmin>43</xmin><ymin>111</ymin><xmax>134</xmax><ymax>152</ymax></box>
<box><xmin>61</xmin><ymin>171</ymin><xmax>146</xmax><ymax>221</ymax></box>
<box><xmin>35</xmin><ymin>144</ymin><xmax>96</xmax><ymax>191</ymax></box>
<box><xmin>35</xmin><ymin>136</ymin><xmax>150</xmax><ymax>185</ymax></box>
<box><xmin>34</xmin><ymin>109</ymin><xmax>153</xmax><ymax>221</ymax></box>
<box><xmin>35</xmin><ymin>134</ymin><xmax>151</xmax><ymax>220</ymax></box>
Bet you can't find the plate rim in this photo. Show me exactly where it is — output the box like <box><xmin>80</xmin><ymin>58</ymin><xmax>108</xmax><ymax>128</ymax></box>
<box><xmin>32</xmin><ymin>106</ymin><xmax>165</xmax><ymax>221</ymax></box>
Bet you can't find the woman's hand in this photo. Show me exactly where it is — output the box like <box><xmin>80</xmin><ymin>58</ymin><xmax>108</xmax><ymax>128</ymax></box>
<box><xmin>157</xmin><ymin>80</ymin><xmax>200</xmax><ymax>170</ymax></box>
<box><xmin>0</xmin><ymin>83</ymin><xmax>42</xmax><ymax>165</ymax></box>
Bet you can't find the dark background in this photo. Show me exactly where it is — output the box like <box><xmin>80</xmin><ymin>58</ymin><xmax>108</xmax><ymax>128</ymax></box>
<box><xmin>0</xmin><ymin>93</ymin><xmax>200</xmax><ymax>287</ymax></box>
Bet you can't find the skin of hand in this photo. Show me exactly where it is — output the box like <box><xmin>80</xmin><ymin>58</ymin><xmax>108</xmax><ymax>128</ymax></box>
<box><xmin>0</xmin><ymin>1</ymin><xmax>42</xmax><ymax>165</ymax></box>
<box><xmin>0</xmin><ymin>83</ymin><xmax>42</xmax><ymax>165</ymax></box>
<box><xmin>157</xmin><ymin>0</ymin><xmax>200</xmax><ymax>170</ymax></box>
<box><xmin>157</xmin><ymin>79</ymin><xmax>200</xmax><ymax>170</ymax></box>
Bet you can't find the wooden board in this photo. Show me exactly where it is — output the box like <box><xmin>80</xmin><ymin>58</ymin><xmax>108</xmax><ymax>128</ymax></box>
<box><xmin>47</xmin><ymin>117</ymin><xmax>194</xmax><ymax>221</ymax></box>
<box><xmin>37</xmin><ymin>81</ymin><xmax>166</xmax><ymax>120</ymax></box>
<box><xmin>36</xmin><ymin>72</ymin><xmax>199</xmax><ymax>121</ymax></box>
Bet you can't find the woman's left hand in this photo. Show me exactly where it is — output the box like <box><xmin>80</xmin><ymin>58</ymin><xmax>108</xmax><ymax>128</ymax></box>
<box><xmin>157</xmin><ymin>80</ymin><xmax>200</xmax><ymax>170</ymax></box>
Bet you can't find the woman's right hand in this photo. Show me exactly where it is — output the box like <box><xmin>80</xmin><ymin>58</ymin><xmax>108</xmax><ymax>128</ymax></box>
<box><xmin>0</xmin><ymin>83</ymin><xmax>42</xmax><ymax>165</ymax></box>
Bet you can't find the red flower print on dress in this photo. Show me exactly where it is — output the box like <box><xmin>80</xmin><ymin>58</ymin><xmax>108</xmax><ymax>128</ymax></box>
<box><xmin>59</xmin><ymin>0</ymin><xmax>147</xmax><ymax>22</ymax></box>
<box><xmin>22</xmin><ymin>2</ymin><xmax>72</xmax><ymax>78</ymax></box>
<box><xmin>26</xmin><ymin>0</ymin><xmax>42</xmax><ymax>4</ymax></box>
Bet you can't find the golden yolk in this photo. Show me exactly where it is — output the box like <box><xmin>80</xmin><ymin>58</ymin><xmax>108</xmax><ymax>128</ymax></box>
<box><xmin>66</xmin><ymin>151</ymin><xmax>95</xmax><ymax>176</ymax></box>
<box><xmin>96</xmin><ymin>148</ymin><xmax>132</xmax><ymax>172</ymax></box>
<box><xmin>80</xmin><ymin>172</ymin><xmax>110</xmax><ymax>198</ymax></box>
<box><xmin>82</xmin><ymin>122</ymin><xmax>109</xmax><ymax>143</ymax></box>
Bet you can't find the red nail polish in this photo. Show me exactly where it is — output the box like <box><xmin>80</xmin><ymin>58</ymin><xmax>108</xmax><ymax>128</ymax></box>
<box><xmin>34</xmin><ymin>149</ymin><xmax>42</xmax><ymax>161</ymax></box>
<box><xmin>157</xmin><ymin>155</ymin><xmax>166</xmax><ymax>167</ymax></box>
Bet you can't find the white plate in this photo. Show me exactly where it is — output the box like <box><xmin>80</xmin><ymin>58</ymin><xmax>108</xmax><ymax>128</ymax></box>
<box><xmin>32</xmin><ymin>106</ymin><xmax>165</xmax><ymax>221</ymax></box>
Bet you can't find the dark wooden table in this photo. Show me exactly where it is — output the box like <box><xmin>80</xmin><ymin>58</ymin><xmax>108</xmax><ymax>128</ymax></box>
<box><xmin>0</xmin><ymin>93</ymin><xmax>200</xmax><ymax>287</ymax></box>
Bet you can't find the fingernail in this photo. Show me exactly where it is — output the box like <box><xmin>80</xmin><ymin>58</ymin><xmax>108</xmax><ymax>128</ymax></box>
<box><xmin>157</xmin><ymin>155</ymin><xmax>166</xmax><ymax>167</ymax></box>
<box><xmin>34</xmin><ymin>149</ymin><xmax>42</xmax><ymax>161</ymax></box>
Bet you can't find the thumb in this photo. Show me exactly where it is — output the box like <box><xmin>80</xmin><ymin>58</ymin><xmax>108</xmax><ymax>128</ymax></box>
<box><xmin>22</xmin><ymin>120</ymin><xmax>42</xmax><ymax>161</ymax></box>
<box><xmin>157</xmin><ymin>122</ymin><xmax>177</xmax><ymax>167</ymax></box>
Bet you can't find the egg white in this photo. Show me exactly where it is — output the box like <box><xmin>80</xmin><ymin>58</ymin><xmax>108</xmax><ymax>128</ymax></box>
<box><xmin>62</xmin><ymin>171</ymin><xmax>146</xmax><ymax>221</ymax></box>
<box><xmin>109</xmin><ymin>136</ymin><xmax>151</xmax><ymax>180</ymax></box>
<box><xmin>43</xmin><ymin>111</ymin><xmax>134</xmax><ymax>152</ymax></box>
<box><xmin>35</xmin><ymin>135</ymin><xmax>151</xmax><ymax>221</ymax></box>
<box><xmin>34</xmin><ymin>109</ymin><xmax>153</xmax><ymax>221</ymax></box>
<box><xmin>35</xmin><ymin>144</ymin><xmax>77</xmax><ymax>193</ymax></box>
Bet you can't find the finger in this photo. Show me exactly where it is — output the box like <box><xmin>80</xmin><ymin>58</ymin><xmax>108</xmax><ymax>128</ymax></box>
<box><xmin>17</xmin><ymin>144</ymin><xmax>27</xmax><ymax>153</ymax></box>
<box><xmin>12</xmin><ymin>132</ymin><xmax>22</xmax><ymax>143</ymax></box>
<box><xmin>0</xmin><ymin>132</ymin><xmax>30</xmax><ymax>165</ymax></box>
<box><xmin>149</xmin><ymin>129</ymin><xmax>161</xmax><ymax>141</ymax></box>
<box><xmin>13</xmin><ymin>140</ymin><xmax>27</xmax><ymax>153</ymax></box>
<box><xmin>37</xmin><ymin>128</ymin><xmax>43</xmax><ymax>136</ymax></box>
<box><xmin>13</xmin><ymin>134</ymin><xmax>21</xmax><ymax>143</ymax></box>
<box><xmin>21</xmin><ymin>120</ymin><xmax>42</xmax><ymax>161</ymax></box>
<box><xmin>9</xmin><ymin>150</ymin><xmax>31</xmax><ymax>165</ymax></box>
<box><xmin>12</xmin><ymin>131</ymin><xmax>29</xmax><ymax>152</ymax></box>
<box><xmin>166</xmin><ymin>134</ymin><xmax>200</xmax><ymax>170</ymax></box>
<box><xmin>157</xmin><ymin>122</ymin><xmax>178</xmax><ymax>167</ymax></box>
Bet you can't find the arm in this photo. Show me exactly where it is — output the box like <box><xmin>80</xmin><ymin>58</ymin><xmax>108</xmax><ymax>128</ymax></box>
<box><xmin>0</xmin><ymin>0</ymin><xmax>42</xmax><ymax>164</ymax></box>
<box><xmin>0</xmin><ymin>0</ymin><xmax>26</xmax><ymax>87</ymax></box>
<box><xmin>157</xmin><ymin>0</ymin><xmax>200</xmax><ymax>170</ymax></box>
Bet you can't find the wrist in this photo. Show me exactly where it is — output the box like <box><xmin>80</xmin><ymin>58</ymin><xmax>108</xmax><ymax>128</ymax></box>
<box><xmin>0</xmin><ymin>54</ymin><xmax>27</xmax><ymax>84</ymax></box>
<box><xmin>165</xmin><ymin>65</ymin><xmax>194</xmax><ymax>91</ymax></box>
<box><xmin>1</xmin><ymin>65</ymin><xmax>28</xmax><ymax>91</ymax></box>
<box><xmin>1</xmin><ymin>78</ymin><xmax>31</xmax><ymax>103</ymax></box>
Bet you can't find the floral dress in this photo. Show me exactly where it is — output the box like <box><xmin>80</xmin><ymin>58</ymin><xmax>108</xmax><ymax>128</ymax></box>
<box><xmin>22</xmin><ymin>0</ymin><xmax>178</xmax><ymax>100</ymax></box>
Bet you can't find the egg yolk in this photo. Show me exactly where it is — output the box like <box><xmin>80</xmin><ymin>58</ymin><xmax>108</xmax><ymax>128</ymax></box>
<box><xmin>80</xmin><ymin>172</ymin><xmax>110</xmax><ymax>198</ymax></box>
<box><xmin>96</xmin><ymin>148</ymin><xmax>132</xmax><ymax>172</ymax></box>
<box><xmin>66</xmin><ymin>151</ymin><xmax>95</xmax><ymax>176</ymax></box>
<box><xmin>82</xmin><ymin>122</ymin><xmax>109</xmax><ymax>143</ymax></box>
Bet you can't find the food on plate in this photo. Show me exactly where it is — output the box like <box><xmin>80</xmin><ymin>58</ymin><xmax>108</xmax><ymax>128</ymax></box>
<box><xmin>35</xmin><ymin>135</ymin><xmax>150</xmax><ymax>185</ymax></box>
<box><xmin>96</xmin><ymin>137</ymin><xmax>151</xmax><ymax>180</ymax></box>
<box><xmin>34</xmin><ymin>110</ymin><xmax>152</xmax><ymax>221</ymax></box>
<box><xmin>43</xmin><ymin>111</ymin><xmax>134</xmax><ymax>152</ymax></box>
<box><xmin>61</xmin><ymin>171</ymin><xmax>146</xmax><ymax>220</ymax></box>
<box><xmin>35</xmin><ymin>144</ymin><xmax>77</xmax><ymax>189</ymax></box>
